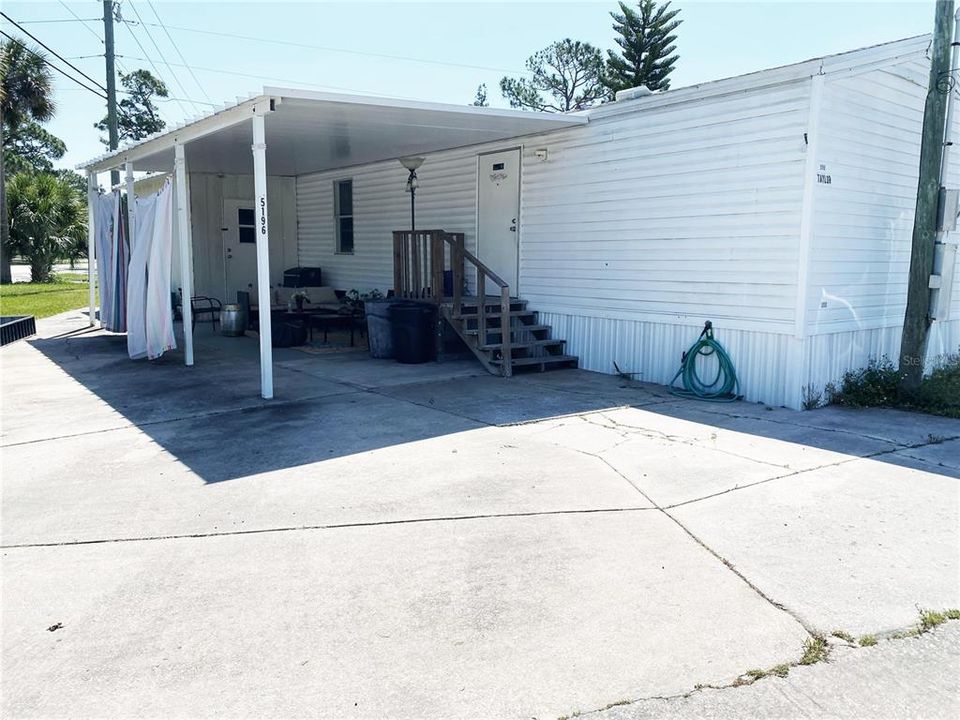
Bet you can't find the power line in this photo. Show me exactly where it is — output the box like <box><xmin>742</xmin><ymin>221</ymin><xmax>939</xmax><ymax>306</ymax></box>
<box><xmin>0</xmin><ymin>12</ymin><xmax>108</xmax><ymax>93</ymax></box>
<box><xmin>14</xmin><ymin>18</ymin><xmax>103</xmax><ymax>24</ymax></box>
<box><xmin>116</xmin><ymin>17</ymin><xmax>177</xmax><ymax>122</ymax></box>
<box><xmin>0</xmin><ymin>30</ymin><xmax>106</xmax><ymax>100</ymax></box>
<box><xmin>119</xmin><ymin>54</ymin><xmax>429</xmax><ymax>102</ymax></box>
<box><xmin>144</xmin><ymin>0</ymin><xmax>211</xmax><ymax>104</ymax></box>
<box><xmin>132</xmin><ymin>20</ymin><xmax>533</xmax><ymax>76</ymax></box>
<box><xmin>122</xmin><ymin>1</ymin><xmax>197</xmax><ymax>114</ymax></box>
<box><xmin>56</xmin><ymin>1</ymin><xmax>104</xmax><ymax>44</ymax></box>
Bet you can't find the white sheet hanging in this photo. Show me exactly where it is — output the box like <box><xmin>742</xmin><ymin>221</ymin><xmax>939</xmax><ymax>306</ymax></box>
<box><xmin>94</xmin><ymin>192</ymin><xmax>116</xmax><ymax>327</ymax></box>
<box><xmin>126</xmin><ymin>182</ymin><xmax>177</xmax><ymax>360</ymax></box>
<box><xmin>126</xmin><ymin>191</ymin><xmax>156</xmax><ymax>359</ymax></box>
<box><xmin>94</xmin><ymin>191</ymin><xmax>129</xmax><ymax>332</ymax></box>
<box><xmin>145</xmin><ymin>184</ymin><xmax>176</xmax><ymax>359</ymax></box>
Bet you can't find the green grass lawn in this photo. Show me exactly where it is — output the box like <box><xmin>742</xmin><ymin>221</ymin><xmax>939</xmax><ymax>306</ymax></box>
<box><xmin>0</xmin><ymin>276</ymin><xmax>96</xmax><ymax>320</ymax></box>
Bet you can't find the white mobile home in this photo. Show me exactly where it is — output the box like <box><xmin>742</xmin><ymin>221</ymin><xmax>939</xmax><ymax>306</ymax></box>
<box><xmin>79</xmin><ymin>36</ymin><xmax>960</xmax><ymax>409</ymax></box>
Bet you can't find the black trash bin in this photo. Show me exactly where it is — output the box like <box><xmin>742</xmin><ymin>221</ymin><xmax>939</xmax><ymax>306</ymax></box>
<box><xmin>390</xmin><ymin>302</ymin><xmax>437</xmax><ymax>364</ymax></box>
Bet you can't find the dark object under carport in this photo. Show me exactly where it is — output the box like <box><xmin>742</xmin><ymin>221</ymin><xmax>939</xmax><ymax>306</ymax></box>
<box><xmin>390</xmin><ymin>302</ymin><xmax>437</xmax><ymax>364</ymax></box>
<box><xmin>1</xmin><ymin>316</ymin><xmax>36</xmax><ymax>346</ymax></box>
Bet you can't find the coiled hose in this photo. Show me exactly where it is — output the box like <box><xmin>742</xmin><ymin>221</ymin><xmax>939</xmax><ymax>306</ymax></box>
<box><xmin>668</xmin><ymin>321</ymin><xmax>740</xmax><ymax>402</ymax></box>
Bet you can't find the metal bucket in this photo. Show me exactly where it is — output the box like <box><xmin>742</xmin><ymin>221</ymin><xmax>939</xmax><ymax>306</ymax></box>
<box><xmin>220</xmin><ymin>304</ymin><xmax>248</xmax><ymax>336</ymax></box>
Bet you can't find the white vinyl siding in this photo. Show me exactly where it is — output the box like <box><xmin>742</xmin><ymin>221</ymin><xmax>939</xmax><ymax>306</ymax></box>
<box><xmin>519</xmin><ymin>80</ymin><xmax>810</xmax><ymax>333</ymax></box>
<box><xmin>799</xmin><ymin>54</ymin><xmax>960</xmax><ymax>396</ymax></box>
<box><xmin>297</xmin><ymin>147</ymin><xmax>482</xmax><ymax>294</ymax></box>
<box><xmin>805</xmin><ymin>58</ymin><xmax>930</xmax><ymax>334</ymax></box>
<box><xmin>188</xmin><ymin>173</ymin><xmax>297</xmax><ymax>300</ymax></box>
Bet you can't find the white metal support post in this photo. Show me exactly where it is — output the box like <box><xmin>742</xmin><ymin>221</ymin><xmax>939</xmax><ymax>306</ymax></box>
<box><xmin>86</xmin><ymin>171</ymin><xmax>97</xmax><ymax>326</ymax></box>
<box><xmin>125</xmin><ymin>162</ymin><xmax>136</xmax><ymax>265</ymax></box>
<box><xmin>252</xmin><ymin>114</ymin><xmax>274</xmax><ymax>399</ymax></box>
<box><xmin>174</xmin><ymin>143</ymin><xmax>195</xmax><ymax>365</ymax></box>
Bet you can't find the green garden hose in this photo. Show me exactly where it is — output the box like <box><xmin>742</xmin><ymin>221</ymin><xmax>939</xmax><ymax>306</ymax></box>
<box><xmin>668</xmin><ymin>321</ymin><xmax>740</xmax><ymax>402</ymax></box>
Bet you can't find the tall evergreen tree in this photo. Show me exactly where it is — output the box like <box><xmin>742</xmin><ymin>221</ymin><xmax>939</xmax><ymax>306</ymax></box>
<box><xmin>605</xmin><ymin>0</ymin><xmax>682</xmax><ymax>95</ymax></box>
<box><xmin>95</xmin><ymin>69</ymin><xmax>168</xmax><ymax>146</ymax></box>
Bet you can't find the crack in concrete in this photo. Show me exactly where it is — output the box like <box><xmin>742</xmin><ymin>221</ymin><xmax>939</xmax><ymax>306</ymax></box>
<box><xmin>0</xmin><ymin>506</ymin><xmax>655</xmax><ymax>550</ymax></box>
<box><xmin>574</xmin><ymin>619</ymin><xmax>960</xmax><ymax>718</ymax></box>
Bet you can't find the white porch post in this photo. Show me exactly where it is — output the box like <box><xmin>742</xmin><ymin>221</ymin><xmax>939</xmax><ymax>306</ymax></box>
<box><xmin>125</xmin><ymin>162</ymin><xmax>136</xmax><ymax>264</ymax></box>
<box><xmin>86</xmin><ymin>171</ymin><xmax>97</xmax><ymax>326</ymax></box>
<box><xmin>252</xmin><ymin>114</ymin><xmax>274</xmax><ymax>399</ymax></box>
<box><xmin>174</xmin><ymin>143</ymin><xmax>195</xmax><ymax>366</ymax></box>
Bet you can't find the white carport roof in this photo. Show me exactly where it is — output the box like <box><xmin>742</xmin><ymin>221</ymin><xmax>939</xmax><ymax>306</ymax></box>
<box><xmin>77</xmin><ymin>88</ymin><xmax>587</xmax><ymax>175</ymax></box>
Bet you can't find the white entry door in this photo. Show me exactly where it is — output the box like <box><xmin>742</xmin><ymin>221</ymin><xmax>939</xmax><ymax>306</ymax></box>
<box><xmin>223</xmin><ymin>199</ymin><xmax>259</xmax><ymax>301</ymax></box>
<box><xmin>477</xmin><ymin>148</ymin><xmax>521</xmax><ymax>292</ymax></box>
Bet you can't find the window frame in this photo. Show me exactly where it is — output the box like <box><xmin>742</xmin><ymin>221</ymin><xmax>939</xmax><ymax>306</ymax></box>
<box><xmin>334</xmin><ymin>178</ymin><xmax>354</xmax><ymax>255</ymax></box>
<box><xmin>237</xmin><ymin>206</ymin><xmax>256</xmax><ymax>244</ymax></box>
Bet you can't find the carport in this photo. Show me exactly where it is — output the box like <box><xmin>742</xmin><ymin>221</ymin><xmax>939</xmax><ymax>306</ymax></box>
<box><xmin>77</xmin><ymin>89</ymin><xmax>585</xmax><ymax>398</ymax></box>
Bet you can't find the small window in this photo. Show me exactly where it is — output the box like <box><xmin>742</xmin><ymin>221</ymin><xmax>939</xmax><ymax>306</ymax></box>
<box><xmin>238</xmin><ymin>207</ymin><xmax>256</xmax><ymax>244</ymax></box>
<box><xmin>335</xmin><ymin>179</ymin><xmax>354</xmax><ymax>254</ymax></box>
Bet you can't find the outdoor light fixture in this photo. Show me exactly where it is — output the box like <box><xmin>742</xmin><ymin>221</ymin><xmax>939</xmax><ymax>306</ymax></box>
<box><xmin>399</xmin><ymin>157</ymin><xmax>425</xmax><ymax>234</ymax></box>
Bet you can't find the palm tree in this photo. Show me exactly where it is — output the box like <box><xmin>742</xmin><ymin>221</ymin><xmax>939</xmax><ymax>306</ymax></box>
<box><xmin>1</xmin><ymin>38</ymin><xmax>57</xmax><ymax>284</ymax></box>
<box><xmin>6</xmin><ymin>172</ymin><xmax>85</xmax><ymax>284</ymax></box>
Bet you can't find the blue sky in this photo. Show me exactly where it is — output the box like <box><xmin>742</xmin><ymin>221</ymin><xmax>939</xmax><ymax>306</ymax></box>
<box><xmin>4</xmin><ymin>1</ymin><xmax>937</xmax><ymax>170</ymax></box>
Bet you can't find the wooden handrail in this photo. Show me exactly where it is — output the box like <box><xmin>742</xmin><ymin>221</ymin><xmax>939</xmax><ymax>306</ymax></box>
<box><xmin>393</xmin><ymin>229</ymin><xmax>512</xmax><ymax>377</ymax></box>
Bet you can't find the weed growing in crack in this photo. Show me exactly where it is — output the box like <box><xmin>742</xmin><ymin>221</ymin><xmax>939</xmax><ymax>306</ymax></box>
<box><xmin>601</xmin><ymin>700</ymin><xmax>631</xmax><ymax>710</ymax></box>
<box><xmin>892</xmin><ymin>628</ymin><xmax>920</xmax><ymax>640</ymax></box>
<box><xmin>831</xmin><ymin>630</ymin><xmax>855</xmax><ymax>643</ymax></box>
<box><xmin>745</xmin><ymin>669</ymin><xmax>767</xmax><ymax>680</ymax></box>
<box><xmin>945</xmin><ymin>609</ymin><xmax>960</xmax><ymax>620</ymax></box>
<box><xmin>770</xmin><ymin>664</ymin><xmax>790</xmax><ymax>678</ymax></box>
<box><xmin>858</xmin><ymin>634</ymin><xmax>878</xmax><ymax>647</ymax></box>
<box><xmin>926</xmin><ymin>434</ymin><xmax>946</xmax><ymax>444</ymax></box>
<box><xmin>799</xmin><ymin>634</ymin><xmax>829</xmax><ymax>665</ymax></box>
<box><xmin>919</xmin><ymin>608</ymin><xmax>949</xmax><ymax>631</ymax></box>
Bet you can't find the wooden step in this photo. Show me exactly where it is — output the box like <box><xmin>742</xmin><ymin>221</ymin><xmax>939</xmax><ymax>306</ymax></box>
<box><xmin>461</xmin><ymin>310</ymin><xmax>536</xmax><ymax>324</ymax></box>
<box><xmin>459</xmin><ymin>297</ymin><xmax>526</xmax><ymax>310</ymax></box>
<box><xmin>490</xmin><ymin>354</ymin><xmax>579</xmax><ymax>369</ymax></box>
<box><xmin>464</xmin><ymin>324</ymin><xmax>550</xmax><ymax>337</ymax></box>
<box><xmin>480</xmin><ymin>339</ymin><xmax>565</xmax><ymax>352</ymax></box>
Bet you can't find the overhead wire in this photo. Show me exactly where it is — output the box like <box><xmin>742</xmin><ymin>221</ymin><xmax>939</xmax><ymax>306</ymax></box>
<box><xmin>119</xmin><ymin>2</ymin><xmax>195</xmax><ymax>115</ymax></box>
<box><xmin>118</xmin><ymin>54</ymin><xmax>429</xmax><ymax>101</ymax></box>
<box><xmin>116</xmin><ymin>15</ymin><xmax>177</xmax><ymax>121</ymax></box>
<box><xmin>144</xmin><ymin>0</ymin><xmax>212</xmax><ymax>104</ymax></box>
<box><xmin>0</xmin><ymin>30</ymin><xmax>106</xmax><ymax>100</ymax></box>
<box><xmin>130</xmin><ymin>20</ymin><xmax>534</xmax><ymax>76</ymax></box>
<box><xmin>56</xmin><ymin>0</ymin><xmax>105</xmax><ymax>45</ymax></box>
<box><xmin>0</xmin><ymin>11</ymin><xmax>108</xmax><ymax>93</ymax></box>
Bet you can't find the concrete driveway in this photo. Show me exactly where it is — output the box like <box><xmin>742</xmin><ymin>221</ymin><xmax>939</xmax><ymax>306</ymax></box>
<box><xmin>2</xmin><ymin>310</ymin><xmax>958</xmax><ymax>719</ymax></box>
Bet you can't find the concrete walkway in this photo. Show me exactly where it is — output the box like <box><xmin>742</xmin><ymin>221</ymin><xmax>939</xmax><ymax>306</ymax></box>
<box><xmin>2</xmin><ymin>309</ymin><xmax>958</xmax><ymax>719</ymax></box>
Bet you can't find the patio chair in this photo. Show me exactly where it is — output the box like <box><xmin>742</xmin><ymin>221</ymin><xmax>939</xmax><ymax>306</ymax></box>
<box><xmin>191</xmin><ymin>296</ymin><xmax>222</xmax><ymax>332</ymax></box>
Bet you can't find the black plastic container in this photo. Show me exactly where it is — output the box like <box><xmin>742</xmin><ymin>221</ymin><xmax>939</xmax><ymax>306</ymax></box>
<box><xmin>389</xmin><ymin>302</ymin><xmax>437</xmax><ymax>364</ymax></box>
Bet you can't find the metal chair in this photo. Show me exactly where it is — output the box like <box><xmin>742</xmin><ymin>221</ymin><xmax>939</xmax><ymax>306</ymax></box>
<box><xmin>190</xmin><ymin>296</ymin><xmax>222</xmax><ymax>332</ymax></box>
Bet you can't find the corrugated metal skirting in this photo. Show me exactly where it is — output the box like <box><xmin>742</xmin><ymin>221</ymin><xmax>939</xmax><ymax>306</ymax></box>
<box><xmin>539</xmin><ymin>312</ymin><xmax>795</xmax><ymax>407</ymax></box>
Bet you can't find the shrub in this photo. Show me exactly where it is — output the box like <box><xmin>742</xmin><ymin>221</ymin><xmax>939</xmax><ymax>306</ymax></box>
<box><xmin>827</xmin><ymin>357</ymin><xmax>900</xmax><ymax>408</ymax></box>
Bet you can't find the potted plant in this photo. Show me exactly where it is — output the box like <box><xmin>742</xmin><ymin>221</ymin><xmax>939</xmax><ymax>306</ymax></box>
<box><xmin>291</xmin><ymin>290</ymin><xmax>310</xmax><ymax>312</ymax></box>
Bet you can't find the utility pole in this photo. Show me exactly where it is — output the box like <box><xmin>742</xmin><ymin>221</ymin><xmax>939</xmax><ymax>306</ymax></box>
<box><xmin>899</xmin><ymin>0</ymin><xmax>955</xmax><ymax>393</ymax></box>
<box><xmin>103</xmin><ymin>0</ymin><xmax>120</xmax><ymax>188</ymax></box>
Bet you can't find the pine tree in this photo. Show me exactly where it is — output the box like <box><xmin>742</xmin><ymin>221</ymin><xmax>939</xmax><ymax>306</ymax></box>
<box><xmin>473</xmin><ymin>84</ymin><xmax>489</xmax><ymax>107</ymax></box>
<box><xmin>605</xmin><ymin>0</ymin><xmax>682</xmax><ymax>94</ymax></box>
<box><xmin>500</xmin><ymin>39</ymin><xmax>606</xmax><ymax>112</ymax></box>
